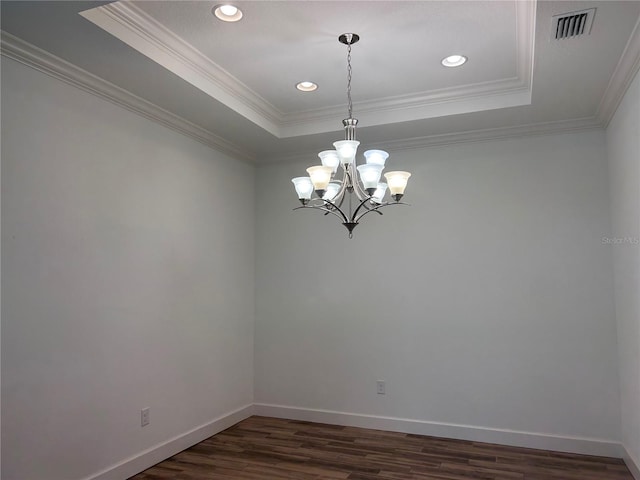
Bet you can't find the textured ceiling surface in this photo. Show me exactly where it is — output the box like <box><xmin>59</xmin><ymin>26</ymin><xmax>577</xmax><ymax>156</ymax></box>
<box><xmin>1</xmin><ymin>1</ymin><xmax>640</xmax><ymax>163</ymax></box>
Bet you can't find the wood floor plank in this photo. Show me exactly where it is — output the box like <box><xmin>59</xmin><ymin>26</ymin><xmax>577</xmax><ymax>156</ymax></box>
<box><xmin>130</xmin><ymin>416</ymin><xmax>634</xmax><ymax>480</ymax></box>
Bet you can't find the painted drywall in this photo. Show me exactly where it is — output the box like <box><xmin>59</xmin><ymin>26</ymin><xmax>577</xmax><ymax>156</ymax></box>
<box><xmin>607</xmin><ymin>67</ymin><xmax>640</xmax><ymax>476</ymax></box>
<box><xmin>1</xmin><ymin>57</ymin><xmax>255</xmax><ymax>480</ymax></box>
<box><xmin>255</xmin><ymin>130</ymin><xmax>621</xmax><ymax>446</ymax></box>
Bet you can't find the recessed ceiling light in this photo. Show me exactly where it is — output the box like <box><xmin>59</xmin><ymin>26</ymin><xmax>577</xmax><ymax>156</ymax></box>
<box><xmin>441</xmin><ymin>54</ymin><xmax>467</xmax><ymax>68</ymax></box>
<box><xmin>296</xmin><ymin>81</ymin><xmax>318</xmax><ymax>92</ymax></box>
<box><xmin>213</xmin><ymin>4</ymin><xmax>243</xmax><ymax>22</ymax></box>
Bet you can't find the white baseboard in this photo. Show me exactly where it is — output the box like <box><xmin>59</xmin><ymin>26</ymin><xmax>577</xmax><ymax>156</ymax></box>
<box><xmin>623</xmin><ymin>445</ymin><xmax>640</xmax><ymax>480</ymax></box>
<box><xmin>254</xmin><ymin>403</ymin><xmax>622</xmax><ymax>458</ymax></box>
<box><xmin>80</xmin><ymin>403</ymin><xmax>630</xmax><ymax>480</ymax></box>
<box><xmin>84</xmin><ymin>404</ymin><xmax>254</xmax><ymax>480</ymax></box>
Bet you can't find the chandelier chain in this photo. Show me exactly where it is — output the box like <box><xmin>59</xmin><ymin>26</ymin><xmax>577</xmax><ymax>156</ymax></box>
<box><xmin>346</xmin><ymin>42</ymin><xmax>353</xmax><ymax>119</ymax></box>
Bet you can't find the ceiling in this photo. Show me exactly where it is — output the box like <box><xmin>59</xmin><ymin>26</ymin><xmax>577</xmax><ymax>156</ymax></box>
<box><xmin>2</xmin><ymin>1</ymin><xmax>640</xmax><ymax>164</ymax></box>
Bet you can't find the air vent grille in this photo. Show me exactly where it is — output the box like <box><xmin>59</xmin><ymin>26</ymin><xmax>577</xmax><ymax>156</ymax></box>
<box><xmin>552</xmin><ymin>8</ymin><xmax>596</xmax><ymax>39</ymax></box>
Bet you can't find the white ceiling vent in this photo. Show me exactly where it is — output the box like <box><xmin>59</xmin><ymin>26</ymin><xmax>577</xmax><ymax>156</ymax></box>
<box><xmin>552</xmin><ymin>8</ymin><xmax>596</xmax><ymax>40</ymax></box>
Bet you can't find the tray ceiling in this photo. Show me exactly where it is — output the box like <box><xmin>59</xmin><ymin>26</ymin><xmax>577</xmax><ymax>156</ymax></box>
<box><xmin>1</xmin><ymin>1</ymin><xmax>640</xmax><ymax>163</ymax></box>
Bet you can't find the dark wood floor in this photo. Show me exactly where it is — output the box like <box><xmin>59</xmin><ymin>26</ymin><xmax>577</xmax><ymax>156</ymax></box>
<box><xmin>130</xmin><ymin>416</ymin><xmax>634</xmax><ymax>480</ymax></box>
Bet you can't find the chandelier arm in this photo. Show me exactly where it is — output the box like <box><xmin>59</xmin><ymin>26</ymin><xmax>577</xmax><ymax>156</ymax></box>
<box><xmin>362</xmin><ymin>202</ymin><xmax>385</xmax><ymax>216</ymax></box>
<box><xmin>354</xmin><ymin>201</ymin><xmax>407</xmax><ymax>224</ymax></box>
<box><xmin>317</xmin><ymin>198</ymin><xmax>351</xmax><ymax>224</ymax></box>
<box><xmin>332</xmin><ymin>192</ymin><xmax>346</xmax><ymax>210</ymax></box>
<box><xmin>323</xmin><ymin>198</ymin><xmax>351</xmax><ymax>223</ymax></box>
<box><xmin>332</xmin><ymin>171</ymin><xmax>350</xmax><ymax>206</ymax></box>
<box><xmin>344</xmin><ymin>166</ymin><xmax>355</xmax><ymax>189</ymax></box>
<box><xmin>350</xmin><ymin>184</ymin><xmax>382</xmax><ymax>214</ymax></box>
<box><xmin>327</xmin><ymin>180</ymin><xmax>348</xmax><ymax>211</ymax></box>
<box><xmin>352</xmin><ymin>176</ymin><xmax>370</xmax><ymax>201</ymax></box>
<box><xmin>344</xmin><ymin>165</ymin><xmax>367</xmax><ymax>202</ymax></box>
<box><xmin>351</xmin><ymin>195</ymin><xmax>380</xmax><ymax>222</ymax></box>
<box><xmin>346</xmin><ymin>163</ymin><xmax>374</xmax><ymax>202</ymax></box>
<box><xmin>318</xmin><ymin>205</ymin><xmax>349</xmax><ymax>223</ymax></box>
<box><xmin>293</xmin><ymin>204</ymin><xmax>348</xmax><ymax>223</ymax></box>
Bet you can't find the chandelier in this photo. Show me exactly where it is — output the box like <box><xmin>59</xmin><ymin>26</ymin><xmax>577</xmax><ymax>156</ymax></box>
<box><xmin>291</xmin><ymin>33</ymin><xmax>411</xmax><ymax>238</ymax></box>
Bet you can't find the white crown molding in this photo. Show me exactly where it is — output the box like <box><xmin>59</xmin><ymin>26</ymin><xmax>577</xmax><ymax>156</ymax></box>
<box><xmin>380</xmin><ymin>116</ymin><xmax>603</xmax><ymax>152</ymax></box>
<box><xmin>596</xmin><ymin>15</ymin><xmax>640</xmax><ymax>126</ymax></box>
<box><xmin>2</xmin><ymin>30</ymin><xmax>599</xmax><ymax>168</ymax></box>
<box><xmin>80</xmin><ymin>0</ymin><xmax>536</xmax><ymax>139</ymax></box>
<box><xmin>281</xmin><ymin>79</ymin><xmax>533</xmax><ymax>138</ymax></box>
<box><xmin>79</xmin><ymin>2</ymin><xmax>284</xmax><ymax>137</ymax></box>
<box><xmin>0</xmin><ymin>31</ymin><xmax>256</xmax><ymax>163</ymax></box>
<box><xmin>516</xmin><ymin>0</ymin><xmax>536</xmax><ymax>91</ymax></box>
<box><xmin>263</xmin><ymin>116</ymin><xmax>603</xmax><ymax>164</ymax></box>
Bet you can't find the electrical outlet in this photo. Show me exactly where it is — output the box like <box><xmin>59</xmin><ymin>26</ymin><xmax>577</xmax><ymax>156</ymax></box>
<box><xmin>141</xmin><ymin>407</ymin><xmax>150</xmax><ymax>427</ymax></box>
<box><xmin>376</xmin><ymin>380</ymin><xmax>386</xmax><ymax>395</ymax></box>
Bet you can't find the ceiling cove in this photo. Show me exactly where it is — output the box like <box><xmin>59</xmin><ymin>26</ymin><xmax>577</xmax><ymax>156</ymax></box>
<box><xmin>79</xmin><ymin>1</ymin><xmax>536</xmax><ymax>139</ymax></box>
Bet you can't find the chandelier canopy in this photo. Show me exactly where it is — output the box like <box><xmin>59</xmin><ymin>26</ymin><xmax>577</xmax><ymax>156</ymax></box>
<box><xmin>291</xmin><ymin>33</ymin><xmax>411</xmax><ymax>238</ymax></box>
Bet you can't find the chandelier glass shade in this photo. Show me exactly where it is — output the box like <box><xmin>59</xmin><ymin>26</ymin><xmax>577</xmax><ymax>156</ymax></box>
<box><xmin>291</xmin><ymin>33</ymin><xmax>411</xmax><ymax>238</ymax></box>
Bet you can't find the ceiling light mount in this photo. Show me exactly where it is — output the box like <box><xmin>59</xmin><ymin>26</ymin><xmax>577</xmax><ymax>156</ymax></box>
<box><xmin>338</xmin><ymin>33</ymin><xmax>360</xmax><ymax>46</ymax></box>
<box><xmin>291</xmin><ymin>33</ymin><xmax>411</xmax><ymax>238</ymax></box>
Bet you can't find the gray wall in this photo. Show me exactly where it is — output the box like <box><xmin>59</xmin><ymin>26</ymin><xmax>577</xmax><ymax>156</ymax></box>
<box><xmin>1</xmin><ymin>57</ymin><xmax>255</xmax><ymax>480</ymax></box>
<box><xmin>607</xmin><ymin>67</ymin><xmax>640</xmax><ymax>472</ymax></box>
<box><xmin>255</xmin><ymin>130</ymin><xmax>621</xmax><ymax>443</ymax></box>
<box><xmin>2</xmin><ymin>44</ymin><xmax>635</xmax><ymax>480</ymax></box>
